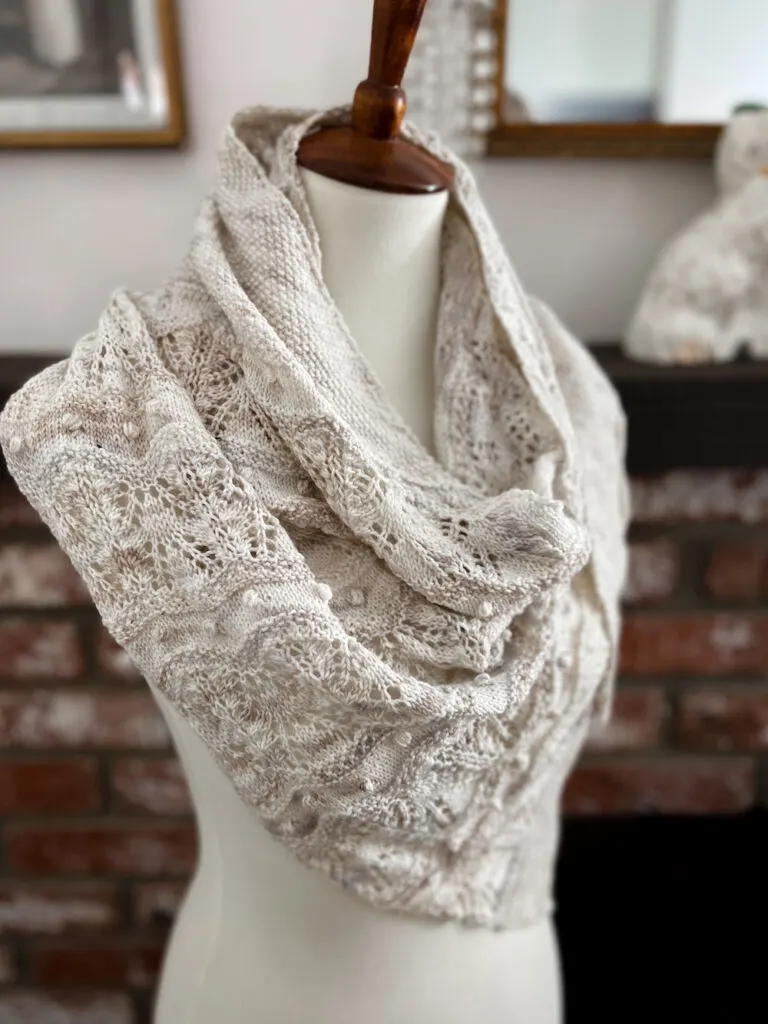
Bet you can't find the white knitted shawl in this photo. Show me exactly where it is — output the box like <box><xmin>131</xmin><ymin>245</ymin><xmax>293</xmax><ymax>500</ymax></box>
<box><xmin>1</xmin><ymin>108</ymin><xmax>628</xmax><ymax>929</ymax></box>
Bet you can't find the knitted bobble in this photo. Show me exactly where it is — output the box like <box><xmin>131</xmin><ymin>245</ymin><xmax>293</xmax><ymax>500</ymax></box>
<box><xmin>314</xmin><ymin>583</ymin><xmax>333</xmax><ymax>603</ymax></box>
<box><xmin>7</xmin><ymin>436</ymin><xmax>23</xmax><ymax>455</ymax></box>
<box><xmin>122</xmin><ymin>421</ymin><xmax>140</xmax><ymax>440</ymax></box>
<box><xmin>447</xmin><ymin>834</ymin><xmax>464</xmax><ymax>854</ymax></box>
<box><xmin>145</xmin><ymin>398</ymin><xmax>170</xmax><ymax>434</ymax></box>
<box><xmin>175</xmin><ymin>572</ymin><xmax>201</xmax><ymax>594</ymax></box>
<box><xmin>61</xmin><ymin>413</ymin><xmax>81</xmax><ymax>432</ymax></box>
<box><xmin>347</xmin><ymin>588</ymin><xmax>366</xmax><ymax>607</ymax></box>
<box><xmin>474</xmin><ymin>673</ymin><xmax>491</xmax><ymax>685</ymax></box>
<box><xmin>394</xmin><ymin>731</ymin><xmax>413</xmax><ymax>748</ymax></box>
<box><xmin>478</xmin><ymin>601</ymin><xmax>493</xmax><ymax>620</ymax></box>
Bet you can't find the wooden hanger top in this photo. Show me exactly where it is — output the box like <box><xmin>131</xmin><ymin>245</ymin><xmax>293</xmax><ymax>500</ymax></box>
<box><xmin>297</xmin><ymin>0</ymin><xmax>454</xmax><ymax>195</ymax></box>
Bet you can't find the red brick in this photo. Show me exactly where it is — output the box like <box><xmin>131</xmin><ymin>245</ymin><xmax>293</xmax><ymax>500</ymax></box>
<box><xmin>706</xmin><ymin>543</ymin><xmax>768</xmax><ymax>602</ymax></box>
<box><xmin>0</xmin><ymin>690</ymin><xmax>169</xmax><ymax>749</ymax></box>
<box><xmin>6</xmin><ymin>823</ymin><xmax>197</xmax><ymax>877</ymax></box>
<box><xmin>0</xmin><ymin>476</ymin><xmax>42</xmax><ymax>528</ymax></box>
<box><xmin>0</xmin><ymin>619</ymin><xmax>83</xmax><ymax>681</ymax></box>
<box><xmin>678</xmin><ymin>689</ymin><xmax>768</xmax><ymax>751</ymax></box>
<box><xmin>563</xmin><ymin>757</ymin><xmax>755</xmax><ymax>815</ymax></box>
<box><xmin>97</xmin><ymin>627</ymin><xmax>143</xmax><ymax>684</ymax></box>
<box><xmin>112</xmin><ymin>758</ymin><xmax>191</xmax><ymax>815</ymax></box>
<box><xmin>0</xmin><ymin>758</ymin><xmax>100</xmax><ymax>814</ymax></box>
<box><xmin>0</xmin><ymin>884</ymin><xmax>119</xmax><ymax>935</ymax></box>
<box><xmin>132</xmin><ymin>882</ymin><xmax>186</xmax><ymax>929</ymax></box>
<box><xmin>0</xmin><ymin>991</ymin><xmax>134</xmax><ymax>1023</ymax></box>
<box><xmin>0</xmin><ymin>543</ymin><xmax>90</xmax><ymax>608</ymax></box>
<box><xmin>631</xmin><ymin>470</ymin><xmax>768</xmax><ymax>524</ymax></box>
<box><xmin>620</xmin><ymin>614</ymin><xmax>768</xmax><ymax>676</ymax></box>
<box><xmin>0</xmin><ymin>944</ymin><xmax>17</xmax><ymax>984</ymax></box>
<box><xmin>587</xmin><ymin>689</ymin><xmax>666</xmax><ymax>752</ymax></box>
<box><xmin>622</xmin><ymin>539</ymin><xmax>680</xmax><ymax>605</ymax></box>
<box><xmin>33</xmin><ymin>942</ymin><xmax>164</xmax><ymax>989</ymax></box>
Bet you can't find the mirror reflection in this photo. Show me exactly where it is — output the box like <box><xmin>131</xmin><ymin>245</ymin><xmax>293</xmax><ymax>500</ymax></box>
<box><xmin>502</xmin><ymin>0</ymin><xmax>768</xmax><ymax>125</ymax></box>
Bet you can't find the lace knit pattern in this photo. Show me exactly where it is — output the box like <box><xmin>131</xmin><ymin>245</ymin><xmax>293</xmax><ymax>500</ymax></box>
<box><xmin>0</xmin><ymin>107</ymin><xmax>628</xmax><ymax>929</ymax></box>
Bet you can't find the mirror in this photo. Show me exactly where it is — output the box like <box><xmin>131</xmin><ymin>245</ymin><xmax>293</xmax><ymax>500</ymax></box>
<box><xmin>488</xmin><ymin>0</ymin><xmax>768</xmax><ymax>158</ymax></box>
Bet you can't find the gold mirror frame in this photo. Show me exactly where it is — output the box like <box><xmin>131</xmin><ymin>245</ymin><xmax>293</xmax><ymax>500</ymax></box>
<box><xmin>486</xmin><ymin>0</ymin><xmax>721</xmax><ymax>160</ymax></box>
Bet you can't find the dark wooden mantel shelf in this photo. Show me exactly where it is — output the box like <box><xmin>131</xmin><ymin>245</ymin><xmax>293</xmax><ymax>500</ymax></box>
<box><xmin>0</xmin><ymin>356</ymin><xmax>56</xmax><ymax>402</ymax></box>
<box><xmin>1</xmin><ymin>347</ymin><xmax>767</xmax><ymax>474</ymax></box>
<box><xmin>593</xmin><ymin>345</ymin><xmax>768</xmax><ymax>473</ymax></box>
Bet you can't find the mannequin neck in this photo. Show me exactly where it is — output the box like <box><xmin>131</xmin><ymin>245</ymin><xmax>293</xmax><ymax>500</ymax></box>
<box><xmin>299</xmin><ymin>168</ymin><xmax>449</xmax><ymax>452</ymax></box>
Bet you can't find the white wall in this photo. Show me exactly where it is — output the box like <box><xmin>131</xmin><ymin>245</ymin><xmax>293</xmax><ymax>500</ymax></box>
<box><xmin>473</xmin><ymin>157</ymin><xmax>712</xmax><ymax>340</ymax></box>
<box><xmin>659</xmin><ymin>0</ymin><xmax>768</xmax><ymax>122</ymax></box>
<box><xmin>0</xmin><ymin>0</ymin><xmax>715</xmax><ymax>353</ymax></box>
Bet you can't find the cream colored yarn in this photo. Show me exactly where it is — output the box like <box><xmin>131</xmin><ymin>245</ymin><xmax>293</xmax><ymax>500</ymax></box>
<box><xmin>0</xmin><ymin>107</ymin><xmax>628</xmax><ymax>929</ymax></box>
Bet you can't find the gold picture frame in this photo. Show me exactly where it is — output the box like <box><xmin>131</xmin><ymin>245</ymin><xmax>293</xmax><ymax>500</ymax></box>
<box><xmin>0</xmin><ymin>0</ymin><xmax>185</xmax><ymax>149</ymax></box>
<box><xmin>486</xmin><ymin>0</ymin><xmax>720</xmax><ymax>160</ymax></box>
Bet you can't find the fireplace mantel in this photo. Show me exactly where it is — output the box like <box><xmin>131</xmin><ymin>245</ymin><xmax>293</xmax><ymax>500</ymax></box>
<box><xmin>594</xmin><ymin>345</ymin><xmax>768</xmax><ymax>473</ymax></box>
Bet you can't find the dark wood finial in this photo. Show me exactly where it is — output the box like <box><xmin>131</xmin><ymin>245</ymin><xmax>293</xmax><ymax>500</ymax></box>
<box><xmin>297</xmin><ymin>0</ymin><xmax>454</xmax><ymax>195</ymax></box>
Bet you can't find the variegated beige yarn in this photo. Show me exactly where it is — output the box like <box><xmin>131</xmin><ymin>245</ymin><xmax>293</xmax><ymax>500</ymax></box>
<box><xmin>0</xmin><ymin>107</ymin><xmax>628</xmax><ymax>929</ymax></box>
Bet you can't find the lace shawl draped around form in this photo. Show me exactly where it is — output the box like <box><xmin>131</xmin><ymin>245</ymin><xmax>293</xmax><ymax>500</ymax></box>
<box><xmin>0</xmin><ymin>108</ymin><xmax>628</xmax><ymax>929</ymax></box>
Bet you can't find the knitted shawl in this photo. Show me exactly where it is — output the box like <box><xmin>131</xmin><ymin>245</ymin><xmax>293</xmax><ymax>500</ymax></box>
<box><xmin>1</xmin><ymin>108</ymin><xmax>628</xmax><ymax>929</ymax></box>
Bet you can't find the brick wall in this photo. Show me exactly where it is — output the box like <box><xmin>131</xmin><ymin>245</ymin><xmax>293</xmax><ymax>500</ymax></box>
<box><xmin>0</xmin><ymin>476</ymin><xmax>193</xmax><ymax>1024</ymax></box>
<box><xmin>570</xmin><ymin>469</ymin><xmax>768</xmax><ymax>817</ymax></box>
<box><xmin>1</xmin><ymin>469</ymin><xmax>767</xmax><ymax>1021</ymax></box>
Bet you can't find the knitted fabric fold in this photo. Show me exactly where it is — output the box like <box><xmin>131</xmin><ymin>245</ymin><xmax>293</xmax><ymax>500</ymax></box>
<box><xmin>0</xmin><ymin>107</ymin><xmax>628</xmax><ymax>928</ymax></box>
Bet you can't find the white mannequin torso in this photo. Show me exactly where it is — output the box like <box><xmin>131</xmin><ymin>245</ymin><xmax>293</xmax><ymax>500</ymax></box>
<box><xmin>151</xmin><ymin>169</ymin><xmax>563</xmax><ymax>1024</ymax></box>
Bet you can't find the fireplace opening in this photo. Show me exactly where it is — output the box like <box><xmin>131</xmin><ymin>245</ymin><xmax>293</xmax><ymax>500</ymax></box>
<box><xmin>556</xmin><ymin>812</ymin><xmax>768</xmax><ymax>1023</ymax></box>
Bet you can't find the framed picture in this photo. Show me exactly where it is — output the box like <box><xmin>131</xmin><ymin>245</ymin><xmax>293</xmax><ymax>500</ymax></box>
<box><xmin>0</xmin><ymin>0</ymin><xmax>185</xmax><ymax>148</ymax></box>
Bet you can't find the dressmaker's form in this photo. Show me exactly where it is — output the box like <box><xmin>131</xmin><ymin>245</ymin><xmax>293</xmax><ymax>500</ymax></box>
<box><xmin>1</xmin><ymin>2</ymin><xmax>629</xmax><ymax>1021</ymax></box>
<box><xmin>154</xmin><ymin>3</ymin><xmax>562</xmax><ymax>1021</ymax></box>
